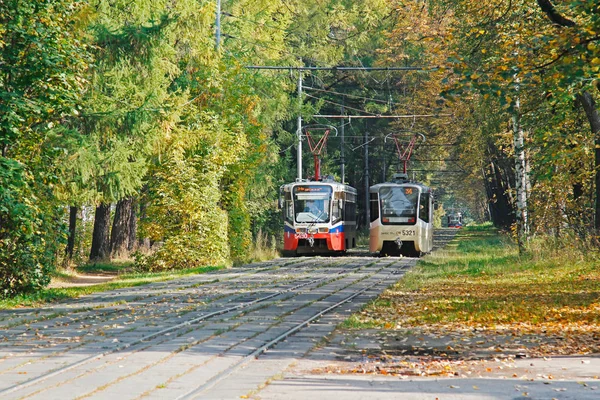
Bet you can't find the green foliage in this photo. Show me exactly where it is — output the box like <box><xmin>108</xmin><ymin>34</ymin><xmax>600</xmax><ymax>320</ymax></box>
<box><xmin>78</xmin><ymin>259</ymin><xmax>134</xmax><ymax>274</ymax></box>
<box><xmin>223</xmin><ymin>178</ymin><xmax>252</xmax><ymax>262</ymax></box>
<box><xmin>0</xmin><ymin>0</ymin><xmax>90</xmax><ymax>158</ymax></box>
<box><xmin>0</xmin><ymin>1</ymin><xmax>90</xmax><ymax>296</ymax></box>
<box><xmin>0</xmin><ymin>158</ymin><xmax>65</xmax><ymax>297</ymax></box>
<box><xmin>137</xmin><ymin>111</ymin><xmax>238</xmax><ymax>270</ymax></box>
<box><xmin>73</xmin><ymin>1</ymin><xmax>179</xmax><ymax>204</ymax></box>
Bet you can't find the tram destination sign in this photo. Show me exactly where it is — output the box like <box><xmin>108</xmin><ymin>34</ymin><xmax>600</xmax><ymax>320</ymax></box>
<box><xmin>295</xmin><ymin>185</ymin><xmax>331</xmax><ymax>193</ymax></box>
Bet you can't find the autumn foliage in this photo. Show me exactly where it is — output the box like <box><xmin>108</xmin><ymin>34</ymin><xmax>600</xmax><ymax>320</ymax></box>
<box><xmin>355</xmin><ymin>226</ymin><xmax>600</xmax><ymax>356</ymax></box>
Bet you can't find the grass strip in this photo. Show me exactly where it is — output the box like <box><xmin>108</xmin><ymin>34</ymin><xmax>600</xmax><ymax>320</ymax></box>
<box><xmin>347</xmin><ymin>224</ymin><xmax>600</xmax><ymax>335</ymax></box>
<box><xmin>0</xmin><ymin>265</ymin><xmax>224</xmax><ymax>309</ymax></box>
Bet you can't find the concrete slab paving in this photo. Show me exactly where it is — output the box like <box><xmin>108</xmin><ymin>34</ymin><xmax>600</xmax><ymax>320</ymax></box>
<box><xmin>255</xmin><ymin>373</ymin><xmax>599</xmax><ymax>400</ymax></box>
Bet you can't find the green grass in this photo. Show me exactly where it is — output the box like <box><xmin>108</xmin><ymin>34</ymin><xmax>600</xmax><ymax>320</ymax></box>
<box><xmin>77</xmin><ymin>259</ymin><xmax>135</xmax><ymax>274</ymax></box>
<box><xmin>0</xmin><ymin>265</ymin><xmax>225</xmax><ymax>309</ymax></box>
<box><xmin>347</xmin><ymin>224</ymin><xmax>600</xmax><ymax>333</ymax></box>
<box><xmin>339</xmin><ymin>314</ymin><xmax>382</xmax><ymax>329</ymax></box>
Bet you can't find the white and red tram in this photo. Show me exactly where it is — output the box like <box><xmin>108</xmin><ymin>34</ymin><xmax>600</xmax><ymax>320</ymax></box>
<box><xmin>280</xmin><ymin>179</ymin><xmax>357</xmax><ymax>256</ymax></box>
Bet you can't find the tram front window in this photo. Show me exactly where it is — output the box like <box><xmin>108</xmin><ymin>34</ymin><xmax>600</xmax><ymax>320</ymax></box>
<box><xmin>293</xmin><ymin>185</ymin><xmax>332</xmax><ymax>223</ymax></box>
<box><xmin>380</xmin><ymin>186</ymin><xmax>418</xmax><ymax>225</ymax></box>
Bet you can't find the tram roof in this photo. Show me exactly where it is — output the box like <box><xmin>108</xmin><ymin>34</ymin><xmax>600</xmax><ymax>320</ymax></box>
<box><xmin>369</xmin><ymin>180</ymin><xmax>432</xmax><ymax>193</ymax></box>
<box><xmin>281</xmin><ymin>179</ymin><xmax>357</xmax><ymax>194</ymax></box>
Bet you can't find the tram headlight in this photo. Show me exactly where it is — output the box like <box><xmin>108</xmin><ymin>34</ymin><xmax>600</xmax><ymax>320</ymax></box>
<box><xmin>318</xmin><ymin>227</ymin><xmax>329</xmax><ymax>233</ymax></box>
<box><xmin>296</xmin><ymin>228</ymin><xmax>306</xmax><ymax>233</ymax></box>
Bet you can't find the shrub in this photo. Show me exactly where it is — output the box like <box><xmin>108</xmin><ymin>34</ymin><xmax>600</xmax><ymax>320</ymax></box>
<box><xmin>0</xmin><ymin>159</ymin><xmax>64</xmax><ymax>297</ymax></box>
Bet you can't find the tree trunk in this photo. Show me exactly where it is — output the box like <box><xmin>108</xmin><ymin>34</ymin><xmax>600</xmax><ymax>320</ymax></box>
<box><xmin>127</xmin><ymin>197</ymin><xmax>138</xmax><ymax>252</ymax></box>
<box><xmin>90</xmin><ymin>203</ymin><xmax>111</xmax><ymax>261</ymax></box>
<box><xmin>363</xmin><ymin>130</ymin><xmax>370</xmax><ymax>230</ymax></box>
<box><xmin>65</xmin><ymin>206</ymin><xmax>78</xmax><ymax>261</ymax></box>
<box><xmin>110</xmin><ymin>197</ymin><xmax>134</xmax><ymax>258</ymax></box>
<box><xmin>576</xmin><ymin>91</ymin><xmax>600</xmax><ymax>232</ymax></box>
<box><xmin>513</xmin><ymin>110</ymin><xmax>529</xmax><ymax>253</ymax></box>
<box><xmin>138</xmin><ymin>198</ymin><xmax>151</xmax><ymax>249</ymax></box>
<box><xmin>484</xmin><ymin>146</ymin><xmax>515</xmax><ymax>230</ymax></box>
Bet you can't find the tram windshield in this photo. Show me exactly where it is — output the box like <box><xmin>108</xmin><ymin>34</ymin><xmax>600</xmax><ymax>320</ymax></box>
<box><xmin>379</xmin><ymin>186</ymin><xmax>419</xmax><ymax>225</ymax></box>
<box><xmin>293</xmin><ymin>185</ymin><xmax>332</xmax><ymax>223</ymax></box>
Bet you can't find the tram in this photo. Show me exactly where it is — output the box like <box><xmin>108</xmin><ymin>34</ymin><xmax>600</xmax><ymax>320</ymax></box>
<box><xmin>280</xmin><ymin>178</ymin><xmax>357</xmax><ymax>256</ymax></box>
<box><xmin>446</xmin><ymin>212</ymin><xmax>463</xmax><ymax>228</ymax></box>
<box><xmin>369</xmin><ymin>173</ymin><xmax>433</xmax><ymax>257</ymax></box>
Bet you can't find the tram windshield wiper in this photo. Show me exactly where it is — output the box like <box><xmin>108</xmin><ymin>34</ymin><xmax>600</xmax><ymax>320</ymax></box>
<box><xmin>308</xmin><ymin>210</ymin><xmax>327</xmax><ymax>229</ymax></box>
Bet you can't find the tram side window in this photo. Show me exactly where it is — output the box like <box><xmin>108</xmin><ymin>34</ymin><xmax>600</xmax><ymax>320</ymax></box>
<box><xmin>284</xmin><ymin>192</ymin><xmax>293</xmax><ymax>223</ymax></box>
<box><xmin>344</xmin><ymin>200</ymin><xmax>356</xmax><ymax>222</ymax></box>
<box><xmin>419</xmin><ymin>193</ymin><xmax>430</xmax><ymax>223</ymax></box>
<box><xmin>370</xmin><ymin>193</ymin><xmax>379</xmax><ymax>222</ymax></box>
<box><xmin>331</xmin><ymin>197</ymin><xmax>342</xmax><ymax>224</ymax></box>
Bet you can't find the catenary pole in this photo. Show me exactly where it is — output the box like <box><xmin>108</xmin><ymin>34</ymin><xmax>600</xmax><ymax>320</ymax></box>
<box><xmin>364</xmin><ymin>129</ymin><xmax>370</xmax><ymax>228</ymax></box>
<box><xmin>297</xmin><ymin>72</ymin><xmax>303</xmax><ymax>180</ymax></box>
<box><xmin>341</xmin><ymin>105</ymin><xmax>345</xmax><ymax>183</ymax></box>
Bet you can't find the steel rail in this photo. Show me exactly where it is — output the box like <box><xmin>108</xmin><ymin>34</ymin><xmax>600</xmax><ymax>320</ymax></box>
<box><xmin>177</xmin><ymin>260</ymin><xmax>411</xmax><ymax>400</ymax></box>
<box><xmin>246</xmin><ymin>66</ymin><xmax>434</xmax><ymax>71</ymax></box>
<box><xmin>0</xmin><ymin>261</ymin><xmax>367</xmax><ymax>396</ymax></box>
<box><xmin>0</xmin><ymin>259</ymin><xmax>313</xmax><ymax>359</ymax></box>
<box><xmin>0</xmin><ymin>260</ymin><xmax>303</xmax><ymax>331</ymax></box>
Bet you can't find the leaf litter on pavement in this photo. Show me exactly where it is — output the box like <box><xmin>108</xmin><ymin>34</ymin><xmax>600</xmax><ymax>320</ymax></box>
<box><xmin>313</xmin><ymin>226</ymin><xmax>600</xmax><ymax>382</ymax></box>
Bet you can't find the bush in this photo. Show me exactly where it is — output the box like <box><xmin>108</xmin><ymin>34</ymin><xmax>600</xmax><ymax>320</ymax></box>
<box><xmin>0</xmin><ymin>158</ymin><xmax>64</xmax><ymax>297</ymax></box>
<box><xmin>137</xmin><ymin>152</ymin><xmax>231</xmax><ymax>271</ymax></box>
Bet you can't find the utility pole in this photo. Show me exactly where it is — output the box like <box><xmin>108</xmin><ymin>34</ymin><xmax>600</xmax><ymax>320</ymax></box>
<box><xmin>297</xmin><ymin>72</ymin><xmax>303</xmax><ymax>180</ymax></box>
<box><xmin>340</xmin><ymin>105</ymin><xmax>345</xmax><ymax>183</ymax></box>
<box><xmin>382</xmin><ymin>147</ymin><xmax>386</xmax><ymax>182</ymax></box>
<box><xmin>364</xmin><ymin>129</ymin><xmax>370</xmax><ymax>229</ymax></box>
<box><xmin>215</xmin><ymin>0</ymin><xmax>221</xmax><ymax>50</ymax></box>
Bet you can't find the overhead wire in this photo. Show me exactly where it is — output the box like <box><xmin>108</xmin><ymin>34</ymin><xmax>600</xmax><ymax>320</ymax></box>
<box><xmin>302</xmin><ymin>86</ymin><xmax>391</xmax><ymax>105</ymax></box>
<box><xmin>219</xmin><ymin>7</ymin><xmax>459</xmax><ymax>175</ymax></box>
<box><xmin>304</xmin><ymin>93</ymin><xmax>380</xmax><ymax>116</ymax></box>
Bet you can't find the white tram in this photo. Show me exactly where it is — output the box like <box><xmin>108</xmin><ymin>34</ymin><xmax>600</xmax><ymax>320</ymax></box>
<box><xmin>369</xmin><ymin>174</ymin><xmax>433</xmax><ymax>257</ymax></box>
<box><xmin>446</xmin><ymin>212</ymin><xmax>463</xmax><ymax>228</ymax></box>
<box><xmin>280</xmin><ymin>179</ymin><xmax>357</xmax><ymax>256</ymax></box>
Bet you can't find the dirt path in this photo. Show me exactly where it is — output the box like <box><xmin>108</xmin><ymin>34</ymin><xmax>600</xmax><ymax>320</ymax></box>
<box><xmin>48</xmin><ymin>273</ymin><xmax>117</xmax><ymax>288</ymax></box>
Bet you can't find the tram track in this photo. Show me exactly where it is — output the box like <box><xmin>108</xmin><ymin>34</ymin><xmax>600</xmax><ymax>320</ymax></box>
<box><xmin>177</xmin><ymin>261</ymin><xmax>411</xmax><ymax>400</ymax></box>
<box><xmin>0</xmin><ymin>257</ymin><xmax>333</xmax><ymax>353</ymax></box>
<box><xmin>0</xmin><ymin>258</ymin><xmax>391</xmax><ymax>398</ymax></box>
<box><xmin>0</xmin><ymin>258</ymin><xmax>306</xmax><ymax>328</ymax></box>
<box><xmin>0</xmin><ymin>259</ymin><xmax>331</xmax><ymax>379</ymax></box>
<box><xmin>0</xmin><ymin>230</ymin><xmax>457</xmax><ymax>399</ymax></box>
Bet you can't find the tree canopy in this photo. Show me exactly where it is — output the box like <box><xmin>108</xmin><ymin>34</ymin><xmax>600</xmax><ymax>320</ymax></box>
<box><xmin>2</xmin><ymin>0</ymin><xmax>600</xmax><ymax>296</ymax></box>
